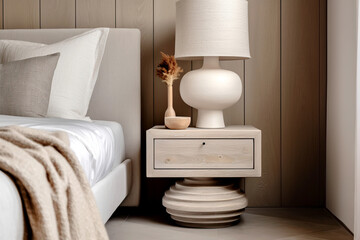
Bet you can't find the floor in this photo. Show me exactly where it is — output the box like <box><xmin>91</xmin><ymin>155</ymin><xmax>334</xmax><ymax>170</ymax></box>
<box><xmin>105</xmin><ymin>208</ymin><xmax>353</xmax><ymax>240</ymax></box>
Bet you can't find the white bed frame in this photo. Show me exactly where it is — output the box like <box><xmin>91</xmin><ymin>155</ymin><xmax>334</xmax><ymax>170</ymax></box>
<box><xmin>0</xmin><ymin>29</ymin><xmax>141</xmax><ymax>223</ymax></box>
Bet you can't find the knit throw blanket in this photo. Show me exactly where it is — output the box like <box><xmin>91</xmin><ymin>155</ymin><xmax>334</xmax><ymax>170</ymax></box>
<box><xmin>0</xmin><ymin>126</ymin><xmax>108</xmax><ymax>240</ymax></box>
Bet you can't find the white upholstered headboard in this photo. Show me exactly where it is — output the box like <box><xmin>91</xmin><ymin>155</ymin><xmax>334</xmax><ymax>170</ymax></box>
<box><xmin>0</xmin><ymin>28</ymin><xmax>141</xmax><ymax>206</ymax></box>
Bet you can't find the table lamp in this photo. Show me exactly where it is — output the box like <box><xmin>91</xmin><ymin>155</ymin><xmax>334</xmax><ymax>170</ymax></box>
<box><xmin>175</xmin><ymin>0</ymin><xmax>251</xmax><ymax>128</ymax></box>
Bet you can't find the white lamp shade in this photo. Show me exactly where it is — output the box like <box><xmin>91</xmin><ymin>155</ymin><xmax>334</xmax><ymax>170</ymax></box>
<box><xmin>175</xmin><ymin>0</ymin><xmax>251</xmax><ymax>60</ymax></box>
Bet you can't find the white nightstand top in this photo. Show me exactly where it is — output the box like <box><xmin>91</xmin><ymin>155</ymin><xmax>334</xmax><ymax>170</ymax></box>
<box><xmin>148</xmin><ymin>125</ymin><xmax>260</xmax><ymax>138</ymax></box>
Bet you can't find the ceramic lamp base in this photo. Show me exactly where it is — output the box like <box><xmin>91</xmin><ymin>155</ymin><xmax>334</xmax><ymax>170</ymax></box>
<box><xmin>179</xmin><ymin>57</ymin><xmax>242</xmax><ymax>129</ymax></box>
<box><xmin>196</xmin><ymin>109</ymin><xmax>225</xmax><ymax>128</ymax></box>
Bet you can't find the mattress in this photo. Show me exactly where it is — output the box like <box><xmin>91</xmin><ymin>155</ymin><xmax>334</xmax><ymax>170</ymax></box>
<box><xmin>0</xmin><ymin>114</ymin><xmax>125</xmax><ymax>186</ymax></box>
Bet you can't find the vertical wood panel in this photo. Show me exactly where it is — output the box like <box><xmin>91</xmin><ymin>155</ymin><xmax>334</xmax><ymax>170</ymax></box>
<box><xmin>116</xmin><ymin>0</ymin><xmax>154</xmax><ymax>206</ymax></box>
<box><xmin>76</xmin><ymin>0</ymin><xmax>115</xmax><ymax>28</ymax></box>
<box><xmin>116</xmin><ymin>0</ymin><xmax>154</xmax><ymax>131</ymax></box>
<box><xmin>0</xmin><ymin>0</ymin><xmax>2</xmax><ymax>29</ymax></box>
<box><xmin>154</xmin><ymin>0</ymin><xmax>191</xmax><ymax>125</ymax></box>
<box><xmin>245</xmin><ymin>0</ymin><xmax>281</xmax><ymax>207</ymax></box>
<box><xmin>223</xmin><ymin>61</ymin><xmax>245</xmax><ymax>126</ymax></box>
<box><xmin>4</xmin><ymin>0</ymin><xmax>39</xmax><ymax>29</ymax></box>
<box><xmin>281</xmin><ymin>0</ymin><xmax>320</xmax><ymax>206</ymax></box>
<box><xmin>41</xmin><ymin>0</ymin><xmax>75</xmax><ymax>28</ymax></box>
<box><xmin>319</xmin><ymin>0</ymin><xmax>327</xmax><ymax>207</ymax></box>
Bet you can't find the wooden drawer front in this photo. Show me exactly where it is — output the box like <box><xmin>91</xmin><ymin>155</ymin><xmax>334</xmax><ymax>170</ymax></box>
<box><xmin>154</xmin><ymin>139</ymin><xmax>254</xmax><ymax>169</ymax></box>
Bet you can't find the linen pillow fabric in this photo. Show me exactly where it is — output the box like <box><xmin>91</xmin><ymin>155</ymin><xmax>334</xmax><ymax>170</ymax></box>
<box><xmin>0</xmin><ymin>28</ymin><xmax>109</xmax><ymax>120</ymax></box>
<box><xmin>0</xmin><ymin>53</ymin><xmax>60</xmax><ymax>117</ymax></box>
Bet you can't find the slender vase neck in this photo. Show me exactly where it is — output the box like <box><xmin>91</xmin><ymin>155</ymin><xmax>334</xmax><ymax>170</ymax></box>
<box><xmin>168</xmin><ymin>85</ymin><xmax>173</xmax><ymax>108</ymax></box>
<box><xmin>202</xmin><ymin>57</ymin><xmax>220</xmax><ymax>69</ymax></box>
<box><xmin>165</xmin><ymin>84</ymin><xmax>176</xmax><ymax>118</ymax></box>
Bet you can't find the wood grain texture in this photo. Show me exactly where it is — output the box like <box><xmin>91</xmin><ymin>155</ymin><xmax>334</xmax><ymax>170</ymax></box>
<box><xmin>41</xmin><ymin>0</ymin><xmax>75</xmax><ymax>28</ymax></box>
<box><xmin>147</xmin><ymin>126</ymin><xmax>261</xmax><ymax>178</ymax></box>
<box><xmin>76</xmin><ymin>0</ymin><xmax>115</xmax><ymax>28</ymax></box>
<box><xmin>0</xmin><ymin>0</ymin><xmax>2</xmax><ymax>29</ymax></box>
<box><xmin>116</xmin><ymin>0</ymin><xmax>154</xmax><ymax>131</ymax></box>
<box><xmin>281</xmin><ymin>0</ymin><xmax>320</xmax><ymax>206</ymax></box>
<box><xmin>154</xmin><ymin>139</ymin><xmax>254</xmax><ymax>169</ymax></box>
<box><xmin>116</xmin><ymin>0</ymin><xmax>154</xmax><ymax>207</ymax></box>
<box><xmin>319</xmin><ymin>0</ymin><xmax>327</xmax><ymax>207</ymax></box>
<box><xmin>244</xmin><ymin>0</ymin><xmax>281</xmax><ymax>207</ymax></box>
<box><xmin>223</xmin><ymin>61</ymin><xmax>245</xmax><ymax>126</ymax></box>
<box><xmin>154</xmin><ymin>0</ymin><xmax>191</xmax><ymax>125</ymax></box>
<box><xmin>4</xmin><ymin>0</ymin><xmax>39</xmax><ymax>29</ymax></box>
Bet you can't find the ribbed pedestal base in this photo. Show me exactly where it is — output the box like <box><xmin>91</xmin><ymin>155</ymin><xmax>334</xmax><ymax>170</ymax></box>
<box><xmin>162</xmin><ymin>178</ymin><xmax>247</xmax><ymax>228</ymax></box>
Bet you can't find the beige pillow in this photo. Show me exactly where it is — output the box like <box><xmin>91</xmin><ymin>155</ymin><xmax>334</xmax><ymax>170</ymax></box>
<box><xmin>0</xmin><ymin>28</ymin><xmax>109</xmax><ymax>120</ymax></box>
<box><xmin>0</xmin><ymin>53</ymin><xmax>60</xmax><ymax>117</ymax></box>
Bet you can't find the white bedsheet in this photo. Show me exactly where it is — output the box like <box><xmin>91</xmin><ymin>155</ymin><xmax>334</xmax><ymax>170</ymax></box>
<box><xmin>0</xmin><ymin>115</ymin><xmax>125</xmax><ymax>186</ymax></box>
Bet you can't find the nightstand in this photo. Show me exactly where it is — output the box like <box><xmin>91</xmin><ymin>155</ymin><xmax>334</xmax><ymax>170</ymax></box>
<box><xmin>146</xmin><ymin>125</ymin><xmax>261</xmax><ymax>228</ymax></box>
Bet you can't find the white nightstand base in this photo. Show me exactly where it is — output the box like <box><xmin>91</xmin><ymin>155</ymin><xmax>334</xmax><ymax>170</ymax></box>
<box><xmin>162</xmin><ymin>178</ymin><xmax>248</xmax><ymax>228</ymax></box>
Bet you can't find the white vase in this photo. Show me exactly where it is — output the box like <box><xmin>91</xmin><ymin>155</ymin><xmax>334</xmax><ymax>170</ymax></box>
<box><xmin>180</xmin><ymin>57</ymin><xmax>242</xmax><ymax>128</ymax></box>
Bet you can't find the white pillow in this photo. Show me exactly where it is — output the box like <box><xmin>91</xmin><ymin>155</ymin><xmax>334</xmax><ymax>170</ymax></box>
<box><xmin>0</xmin><ymin>28</ymin><xmax>109</xmax><ymax>120</ymax></box>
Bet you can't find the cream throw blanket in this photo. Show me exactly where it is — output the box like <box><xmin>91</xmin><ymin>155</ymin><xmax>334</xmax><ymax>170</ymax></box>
<box><xmin>0</xmin><ymin>126</ymin><xmax>109</xmax><ymax>240</ymax></box>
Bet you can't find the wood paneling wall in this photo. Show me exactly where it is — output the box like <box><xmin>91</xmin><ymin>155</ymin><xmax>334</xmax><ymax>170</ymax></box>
<box><xmin>281</xmin><ymin>0</ymin><xmax>323</xmax><ymax>206</ymax></box>
<box><xmin>41</xmin><ymin>0</ymin><xmax>75</xmax><ymax>28</ymax></box>
<box><xmin>1</xmin><ymin>0</ymin><xmax>326</xmax><ymax>207</ymax></box>
<box><xmin>4</xmin><ymin>0</ymin><xmax>39</xmax><ymax>29</ymax></box>
<box><xmin>245</xmin><ymin>0</ymin><xmax>281</xmax><ymax>207</ymax></box>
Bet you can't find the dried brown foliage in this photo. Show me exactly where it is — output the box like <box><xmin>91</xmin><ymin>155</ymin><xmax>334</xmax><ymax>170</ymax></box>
<box><xmin>156</xmin><ymin>52</ymin><xmax>183</xmax><ymax>86</ymax></box>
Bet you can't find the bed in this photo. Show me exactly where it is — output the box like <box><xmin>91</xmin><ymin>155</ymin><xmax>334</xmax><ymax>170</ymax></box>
<box><xmin>0</xmin><ymin>29</ymin><xmax>141</xmax><ymax>239</ymax></box>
